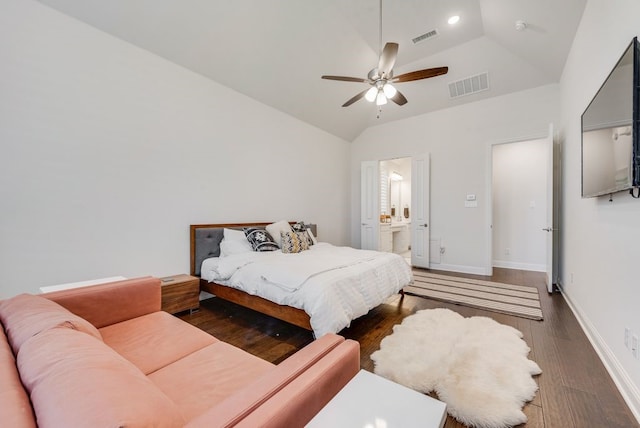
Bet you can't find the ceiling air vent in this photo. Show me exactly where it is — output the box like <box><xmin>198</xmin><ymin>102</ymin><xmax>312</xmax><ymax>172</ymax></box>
<box><xmin>448</xmin><ymin>72</ymin><xmax>489</xmax><ymax>99</ymax></box>
<box><xmin>412</xmin><ymin>29</ymin><xmax>439</xmax><ymax>44</ymax></box>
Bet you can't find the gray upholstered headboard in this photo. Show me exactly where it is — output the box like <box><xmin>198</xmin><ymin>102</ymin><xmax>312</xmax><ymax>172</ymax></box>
<box><xmin>192</xmin><ymin>227</ymin><xmax>225</xmax><ymax>277</ymax></box>
<box><xmin>190</xmin><ymin>224</ymin><xmax>259</xmax><ymax>277</ymax></box>
<box><xmin>189</xmin><ymin>222</ymin><xmax>316</xmax><ymax>277</ymax></box>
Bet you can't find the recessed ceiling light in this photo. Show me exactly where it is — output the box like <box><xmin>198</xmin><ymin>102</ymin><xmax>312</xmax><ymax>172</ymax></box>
<box><xmin>448</xmin><ymin>15</ymin><xmax>460</xmax><ymax>25</ymax></box>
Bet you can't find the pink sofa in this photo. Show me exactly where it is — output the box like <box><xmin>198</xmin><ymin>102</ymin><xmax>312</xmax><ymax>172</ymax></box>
<box><xmin>0</xmin><ymin>277</ymin><xmax>360</xmax><ymax>427</ymax></box>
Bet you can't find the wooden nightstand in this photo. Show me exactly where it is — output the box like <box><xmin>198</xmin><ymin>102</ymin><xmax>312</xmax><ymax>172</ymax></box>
<box><xmin>160</xmin><ymin>274</ymin><xmax>200</xmax><ymax>314</ymax></box>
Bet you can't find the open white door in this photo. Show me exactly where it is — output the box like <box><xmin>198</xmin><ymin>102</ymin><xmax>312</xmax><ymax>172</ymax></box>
<box><xmin>361</xmin><ymin>161</ymin><xmax>379</xmax><ymax>250</ymax></box>
<box><xmin>544</xmin><ymin>123</ymin><xmax>556</xmax><ymax>293</ymax></box>
<box><xmin>411</xmin><ymin>153</ymin><xmax>430</xmax><ymax>268</ymax></box>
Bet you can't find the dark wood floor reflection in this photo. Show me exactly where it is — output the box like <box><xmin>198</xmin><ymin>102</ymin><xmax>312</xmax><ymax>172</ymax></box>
<box><xmin>179</xmin><ymin>268</ymin><xmax>638</xmax><ymax>428</ymax></box>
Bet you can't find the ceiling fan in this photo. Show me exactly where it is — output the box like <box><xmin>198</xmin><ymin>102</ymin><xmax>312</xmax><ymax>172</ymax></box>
<box><xmin>322</xmin><ymin>1</ymin><xmax>448</xmax><ymax>108</ymax></box>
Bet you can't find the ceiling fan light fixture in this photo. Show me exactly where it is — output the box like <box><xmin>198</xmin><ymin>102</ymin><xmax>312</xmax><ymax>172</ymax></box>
<box><xmin>365</xmin><ymin>87</ymin><xmax>378</xmax><ymax>102</ymax></box>
<box><xmin>376</xmin><ymin>91</ymin><xmax>388</xmax><ymax>106</ymax></box>
<box><xmin>321</xmin><ymin>0</ymin><xmax>448</xmax><ymax>109</ymax></box>
<box><xmin>382</xmin><ymin>82</ymin><xmax>397</xmax><ymax>98</ymax></box>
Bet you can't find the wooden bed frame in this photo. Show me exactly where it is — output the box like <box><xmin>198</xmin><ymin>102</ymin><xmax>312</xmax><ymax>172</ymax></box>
<box><xmin>189</xmin><ymin>222</ymin><xmax>313</xmax><ymax>331</ymax></box>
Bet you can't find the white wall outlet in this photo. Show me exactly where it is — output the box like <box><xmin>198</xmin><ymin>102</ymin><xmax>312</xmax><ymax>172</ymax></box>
<box><xmin>632</xmin><ymin>335</ymin><xmax>639</xmax><ymax>359</ymax></box>
<box><xmin>505</xmin><ymin>248</ymin><xmax>511</xmax><ymax>256</ymax></box>
<box><xmin>625</xmin><ymin>328</ymin><xmax>631</xmax><ymax>348</ymax></box>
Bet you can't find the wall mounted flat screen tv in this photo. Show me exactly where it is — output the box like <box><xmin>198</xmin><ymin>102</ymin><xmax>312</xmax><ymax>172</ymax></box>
<box><xmin>581</xmin><ymin>37</ymin><xmax>640</xmax><ymax>198</ymax></box>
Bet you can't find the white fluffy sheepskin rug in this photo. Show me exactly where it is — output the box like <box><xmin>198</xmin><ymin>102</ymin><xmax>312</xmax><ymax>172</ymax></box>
<box><xmin>371</xmin><ymin>308</ymin><xmax>542</xmax><ymax>428</ymax></box>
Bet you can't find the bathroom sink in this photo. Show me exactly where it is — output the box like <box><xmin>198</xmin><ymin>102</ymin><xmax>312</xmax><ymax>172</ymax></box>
<box><xmin>390</xmin><ymin>223</ymin><xmax>407</xmax><ymax>231</ymax></box>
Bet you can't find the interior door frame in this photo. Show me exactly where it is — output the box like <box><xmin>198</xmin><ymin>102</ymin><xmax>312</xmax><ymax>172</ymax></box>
<box><xmin>360</xmin><ymin>160</ymin><xmax>380</xmax><ymax>250</ymax></box>
<box><xmin>411</xmin><ymin>153</ymin><xmax>430</xmax><ymax>268</ymax></box>
<box><xmin>361</xmin><ymin>155</ymin><xmax>424</xmax><ymax>260</ymax></box>
<box><xmin>486</xmin><ymin>125</ymin><xmax>556</xmax><ymax>284</ymax></box>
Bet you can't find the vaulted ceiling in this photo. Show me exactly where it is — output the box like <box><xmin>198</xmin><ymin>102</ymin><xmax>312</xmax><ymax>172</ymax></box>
<box><xmin>37</xmin><ymin>0</ymin><xmax>586</xmax><ymax>141</ymax></box>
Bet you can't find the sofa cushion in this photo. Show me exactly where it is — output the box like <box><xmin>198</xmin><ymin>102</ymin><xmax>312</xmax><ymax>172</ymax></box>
<box><xmin>99</xmin><ymin>311</ymin><xmax>218</xmax><ymax>374</ymax></box>
<box><xmin>0</xmin><ymin>293</ymin><xmax>102</xmax><ymax>354</ymax></box>
<box><xmin>43</xmin><ymin>276</ymin><xmax>161</xmax><ymax>328</ymax></box>
<box><xmin>230</xmin><ymin>339</ymin><xmax>360</xmax><ymax>428</ymax></box>
<box><xmin>0</xmin><ymin>326</ymin><xmax>36</xmax><ymax>428</ymax></box>
<box><xmin>17</xmin><ymin>327</ymin><xmax>184</xmax><ymax>428</ymax></box>
<box><xmin>149</xmin><ymin>341</ymin><xmax>274</xmax><ymax>422</ymax></box>
<box><xmin>188</xmin><ymin>333</ymin><xmax>345</xmax><ymax>427</ymax></box>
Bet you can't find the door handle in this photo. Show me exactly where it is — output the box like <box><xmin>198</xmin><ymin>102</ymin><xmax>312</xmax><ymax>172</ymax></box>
<box><xmin>423</xmin><ymin>223</ymin><xmax>428</xmax><ymax>227</ymax></box>
<box><xmin>542</xmin><ymin>227</ymin><xmax>552</xmax><ymax>232</ymax></box>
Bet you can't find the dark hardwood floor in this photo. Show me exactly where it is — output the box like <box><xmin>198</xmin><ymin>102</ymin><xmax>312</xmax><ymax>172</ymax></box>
<box><xmin>179</xmin><ymin>268</ymin><xmax>639</xmax><ymax>428</ymax></box>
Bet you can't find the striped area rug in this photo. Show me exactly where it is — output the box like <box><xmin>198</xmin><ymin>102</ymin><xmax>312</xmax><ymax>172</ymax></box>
<box><xmin>404</xmin><ymin>270</ymin><xmax>543</xmax><ymax>320</ymax></box>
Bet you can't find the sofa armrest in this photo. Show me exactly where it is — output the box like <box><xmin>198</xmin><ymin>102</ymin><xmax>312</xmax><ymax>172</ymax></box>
<box><xmin>42</xmin><ymin>277</ymin><xmax>161</xmax><ymax>328</ymax></box>
<box><xmin>185</xmin><ymin>334</ymin><xmax>360</xmax><ymax>428</ymax></box>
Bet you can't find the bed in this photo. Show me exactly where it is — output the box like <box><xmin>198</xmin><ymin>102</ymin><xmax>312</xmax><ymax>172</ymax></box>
<box><xmin>190</xmin><ymin>222</ymin><xmax>412</xmax><ymax>338</ymax></box>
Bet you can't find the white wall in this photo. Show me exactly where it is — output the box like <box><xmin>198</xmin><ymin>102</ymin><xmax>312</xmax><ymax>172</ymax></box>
<box><xmin>559</xmin><ymin>0</ymin><xmax>640</xmax><ymax>417</ymax></box>
<box><xmin>0</xmin><ymin>0</ymin><xmax>350</xmax><ymax>297</ymax></box>
<box><xmin>492</xmin><ymin>139</ymin><xmax>548</xmax><ymax>271</ymax></box>
<box><xmin>351</xmin><ymin>84</ymin><xmax>559</xmax><ymax>274</ymax></box>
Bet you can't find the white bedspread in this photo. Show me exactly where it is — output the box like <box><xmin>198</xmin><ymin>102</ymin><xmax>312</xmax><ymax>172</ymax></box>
<box><xmin>201</xmin><ymin>243</ymin><xmax>412</xmax><ymax>338</ymax></box>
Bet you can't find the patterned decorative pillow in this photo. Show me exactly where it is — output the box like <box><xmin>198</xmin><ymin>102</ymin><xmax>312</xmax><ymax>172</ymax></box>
<box><xmin>292</xmin><ymin>222</ymin><xmax>316</xmax><ymax>246</ymax></box>
<box><xmin>281</xmin><ymin>231</ymin><xmax>311</xmax><ymax>254</ymax></box>
<box><xmin>291</xmin><ymin>221</ymin><xmax>307</xmax><ymax>232</ymax></box>
<box><xmin>243</xmin><ymin>228</ymin><xmax>279</xmax><ymax>252</ymax></box>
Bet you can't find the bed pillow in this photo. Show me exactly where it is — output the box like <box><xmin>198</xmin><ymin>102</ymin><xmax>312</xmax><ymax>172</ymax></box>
<box><xmin>291</xmin><ymin>221</ymin><xmax>307</xmax><ymax>232</ymax></box>
<box><xmin>244</xmin><ymin>228</ymin><xmax>279</xmax><ymax>252</ymax></box>
<box><xmin>307</xmin><ymin>228</ymin><xmax>318</xmax><ymax>245</ymax></box>
<box><xmin>281</xmin><ymin>231</ymin><xmax>311</xmax><ymax>254</ymax></box>
<box><xmin>219</xmin><ymin>239</ymin><xmax>253</xmax><ymax>257</ymax></box>
<box><xmin>265</xmin><ymin>221</ymin><xmax>293</xmax><ymax>248</ymax></box>
<box><xmin>223</xmin><ymin>228</ymin><xmax>248</xmax><ymax>242</ymax></box>
<box><xmin>219</xmin><ymin>228</ymin><xmax>253</xmax><ymax>257</ymax></box>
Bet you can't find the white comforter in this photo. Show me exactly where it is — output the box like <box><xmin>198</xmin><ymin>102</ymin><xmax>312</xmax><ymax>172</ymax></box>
<box><xmin>201</xmin><ymin>243</ymin><xmax>412</xmax><ymax>338</ymax></box>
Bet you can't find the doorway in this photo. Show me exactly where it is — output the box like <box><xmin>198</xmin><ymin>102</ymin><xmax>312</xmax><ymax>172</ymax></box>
<box><xmin>380</xmin><ymin>158</ymin><xmax>412</xmax><ymax>261</ymax></box>
<box><xmin>490</xmin><ymin>127</ymin><xmax>557</xmax><ymax>292</ymax></box>
<box><xmin>360</xmin><ymin>153</ymin><xmax>430</xmax><ymax>268</ymax></box>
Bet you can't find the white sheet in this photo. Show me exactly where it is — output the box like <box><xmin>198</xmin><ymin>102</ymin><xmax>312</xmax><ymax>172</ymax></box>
<box><xmin>201</xmin><ymin>243</ymin><xmax>412</xmax><ymax>338</ymax></box>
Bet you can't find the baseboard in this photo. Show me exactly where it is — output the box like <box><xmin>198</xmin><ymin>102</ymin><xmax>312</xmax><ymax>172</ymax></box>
<box><xmin>427</xmin><ymin>263</ymin><xmax>488</xmax><ymax>276</ymax></box>
<box><xmin>558</xmin><ymin>284</ymin><xmax>640</xmax><ymax>423</ymax></box>
<box><xmin>492</xmin><ymin>260</ymin><xmax>546</xmax><ymax>272</ymax></box>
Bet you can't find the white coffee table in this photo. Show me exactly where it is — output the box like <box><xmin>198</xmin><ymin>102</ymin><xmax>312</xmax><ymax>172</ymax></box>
<box><xmin>306</xmin><ymin>369</ymin><xmax>447</xmax><ymax>428</ymax></box>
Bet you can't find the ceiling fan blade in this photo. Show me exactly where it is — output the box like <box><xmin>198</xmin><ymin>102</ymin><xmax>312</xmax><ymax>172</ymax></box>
<box><xmin>392</xmin><ymin>66</ymin><xmax>449</xmax><ymax>83</ymax></box>
<box><xmin>342</xmin><ymin>88</ymin><xmax>370</xmax><ymax>107</ymax></box>
<box><xmin>390</xmin><ymin>90</ymin><xmax>408</xmax><ymax>106</ymax></box>
<box><xmin>377</xmin><ymin>42</ymin><xmax>399</xmax><ymax>79</ymax></box>
<box><xmin>322</xmin><ymin>75</ymin><xmax>369</xmax><ymax>83</ymax></box>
